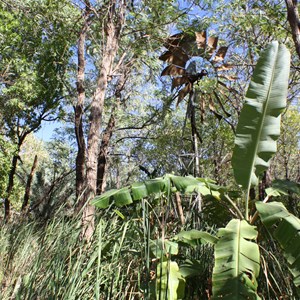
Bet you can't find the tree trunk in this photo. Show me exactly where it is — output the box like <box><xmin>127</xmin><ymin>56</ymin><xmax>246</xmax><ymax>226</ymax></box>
<box><xmin>189</xmin><ymin>92</ymin><xmax>201</xmax><ymax>177</ymax></box>
<box><xmin>259</xmin><ymin>170</ymin><xmax>271</xmax><ymax>201</ymax></box>
<box><xmin>82</xmin><ymin>0</ymin><xmax>126</xmax><ymax>240</ymax></box>
<box><xmin>3</xmin><ymin>131</ymin><xmax>28</xmax><ymax>221</ymax></box>
<box><xmin>74</xmin><ymin>1</ymin><xmax>91</xmax><ymax>206</ymax></box>
<box><xmin>285</xmin><ymin>0</ymin><xmax>300</xmax><ymax>59</ymax></box>
<box><xmin>4</xmin><ymin>154</ymin><xmax>19</xmax><ymax>221</ymax></box>
<box><xmin>97</xmin><ymin>109</ymin><xmax>115</xmax><ymax>194</ymax></box>
<box><xmin>21</xmin><ymin>154</ymin><xmax>38</xmax><ymax>213</ymax></box>
<box><xmin>175</xmin><ymin>192</ymin><xmax>185</xmax><ymax>225</ymax></box>
<box><xmin>96</xmin><ymin>69</ymin><xmax>128</xmax><ymax>194</ymax></box>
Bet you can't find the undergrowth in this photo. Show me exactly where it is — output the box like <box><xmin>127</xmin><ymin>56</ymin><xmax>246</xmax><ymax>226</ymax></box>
<box><xmin>0</xmin><ymin>195</ymin><xmax>294</xmax><ymax>299</ymax></box>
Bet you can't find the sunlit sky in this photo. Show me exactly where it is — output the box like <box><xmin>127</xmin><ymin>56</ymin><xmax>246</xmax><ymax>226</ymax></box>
<box><xmin>35</xmin><ymin>120</ymin><xmax>61</xmax><ymax>141</ymax></box>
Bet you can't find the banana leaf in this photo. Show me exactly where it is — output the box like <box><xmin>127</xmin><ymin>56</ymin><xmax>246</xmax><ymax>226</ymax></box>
<box><xmin>150</xmin><ymin>239</ymin><xmax>179</xmax><ymax>258</ymax></box>
<box><xmin>91</xmin><ymin>188</ymin><xmax>120</xmax><ymax>208</ymax></box>
<box><xmin>179</xmin><ymin>259</ymin><xmax>205</xmax><ymax>278</ymax></box>
<box><xmin>271</xmin><ymin>179</ymin><xmax>300</xmax><ymax>196</ymax></box>
<box><xmin>169</xmin><ymin>175</ymin><xmax>211</xmax><ymax>195</ymax></box>
<box><xmin>256</xmin><ymin>201</ymin><xmax>300</xmax><ymax>292</ymax></box>
<box><xmin>212</xmin><ymin>219</ymin><xmax>261</xmax><ymax>299</ymax></box>
<box><xmin>91</xmin><ymin>174</ymin><xmax>217</xmax><ymax>209</ymax></box>
<box><xmin>131</xmin><ymin>182</ymin><xmax>148</xmax><ymax>200</ymax></box>
<box><xmin>144</xmin><ymin>176</ymin><xmax>170</xmax><ymax>195</ymax></box>
<box><xmin>174</xmin><ymin>229</ymin><xmax>218</xmax><ymax>246</ymax></box>
<box><xmin>155</xmin><ymin>261</ymin><xmax>185</xmax><ymax>300</ymax></box>
<box><xmin>232</xmin><ymin>41</ymin><xmax>290</xmax><ymax>190</ymax></box>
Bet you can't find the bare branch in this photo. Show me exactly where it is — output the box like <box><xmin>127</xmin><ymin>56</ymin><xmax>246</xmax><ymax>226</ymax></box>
<box><xmin>285</xmin><ymin>0</ymin><xmax>300</xmax><ymax>59</ymax></box>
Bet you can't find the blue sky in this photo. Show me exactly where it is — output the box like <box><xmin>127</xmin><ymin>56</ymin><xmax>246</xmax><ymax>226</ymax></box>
<box><xmin>35</xmin><ymin>120</ymin><xmax>61</xmax><ymax>141</ymax></box>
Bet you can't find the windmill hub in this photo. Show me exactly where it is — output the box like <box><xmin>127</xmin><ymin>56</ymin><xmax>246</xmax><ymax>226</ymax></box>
<box><xmin>187</xmin><ymin>69</ymin><xmax>208</xmax><ymax>84</ymax></box>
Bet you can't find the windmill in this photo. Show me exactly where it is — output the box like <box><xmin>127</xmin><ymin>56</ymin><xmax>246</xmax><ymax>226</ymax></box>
<box><xmin>159</xmin><ymin>31</ymin><xmax>229</xmax><ymax>106</ymax></box>
<box><xmin>159</xmin><ymin>31</ymin><xmax>231</xmax><ymax>176</ymax></box>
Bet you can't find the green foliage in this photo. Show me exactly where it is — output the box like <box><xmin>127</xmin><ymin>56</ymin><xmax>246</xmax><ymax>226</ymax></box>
<box><xmin>0</xmin><ymin>198</ymin><xmax>213</xmax><ymax>299</ymax></box>
<box><xmin>91</xmin><ymin>175</ymin><xmax>214</xmax><ymax>209</ymax></box>
<box><xmin>0</xmin><ymin>0</ymin><xmax>78</xmax><ymax>136</ymax></box>
<box><xmin>232</xmin><ymin>41</ymin><xmax>290</xmax><ymax>190</ymax></box>
<box><xmin>0</xmin><ymin>0</ymin><xmax>299</xmax><ymax>298</ymax></box>
<box><xmin>266</xmin><ymin>179</ymin><xmax>300</xmax><ymax>197</ymax></box>
<box><xmin>256</xmin><ymin>202</ymin><xmax>300</xmax><ymax>294</ymax></box>
<box><xmin>272</xmin><ymin>106</ymin><xmax>300</xmax><ymax>182</ymax></box>
<box><xmin>0</xmin><ymin>0</ymin><xmax>79</xmax><ymax>217</ymax></box>
<box><xmin>155</xmin><ymin>261</ymin><xmax>185</xmax><ymax>300</ymax></box>
<box><xmin>91</xmin><ymin>41</ymin><xmax>296</xmax><ymax>299</ymax></box>
<box><xmin>174</xmin><ymin>229</ymin><xmax>218</xmax><ymax>246</ymax></box>
<box><xmin>0</xmin><ymin>136</ymin><xmax>16</xmax><ymax>198</ymax></box>
<box><xmin>0</xmin><ymin>208</ymin><xmax>145</xmax><ymax>299</ymax></box>
<box><xmin>212</xmin><ymin>219</ymin><xmax>261</xmax><ymax>299</ymax></box>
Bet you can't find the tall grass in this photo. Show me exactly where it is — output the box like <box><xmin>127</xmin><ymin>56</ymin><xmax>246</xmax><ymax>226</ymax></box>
<box><xmin>0</xmin><ymin>205</ymin><xmax>146</xmax><ymax>299</ymax></box>
<box><xmin>1</xmin><ymin>194</ymin><xmax>293</xmax><ymax>299</ymax></box>
<box><xmin>0</xmin><ymin>193</ymin><xmax>213</xmax><ymax>299</ymax></box>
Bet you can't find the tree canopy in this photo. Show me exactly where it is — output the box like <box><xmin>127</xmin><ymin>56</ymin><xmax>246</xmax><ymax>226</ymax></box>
<box><xmin>0</xmin><ymin>0</ymin><xmax>300</xmax><ymax>299</ymax></box>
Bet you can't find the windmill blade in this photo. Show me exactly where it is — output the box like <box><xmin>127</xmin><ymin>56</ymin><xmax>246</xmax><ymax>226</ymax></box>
<box><xmin>180</xmin><ymin>33</ymin><xmax>200</xmax><ymax>56</ymax></box>
<box><xmin>159</xmin><ymin>50</ymin><xmax>189</xmax><ymax>68</ymax></box>
<box><xmin>172</xmin><ymin>77</ymin><xmax>189</xmax><ymax>90</ymax></box>
<box><xmin>163</xmin><ymin>32</ymin><xmax>184</xmax><ymax>50</ymax></box>
<box><xmin>202</xmin><ymin>36</ymin><xmax>218</xmax><ymax>60</ymax></box>
<box><xmin>161</xmin><ymin>65</ymin><xmax>186</xmax><ymax>76</ymax></box>
<box><xmin>195</xmin><ymin>31</ymin><xmax>206</xmax><ymax>49</ymax></box>
<box><xmin>159</xmin><ymin>51</ymin><xmax>173</xmax><ymax>61</ymax></box>
<box><xmin>207</xmin><ymin>36</ymin><xmax>218</xmax><ymax>50</ymax></box>
<box><xmin>177</xmin><ymin>83</ymin><xmax>192</xmax><ymax>106</ymax></box>
<box><xmin>164</xmin><ymin>32</ymin><xmax>194</xmax><ymax>53</ymax></box>
<box><xmin>213</xmin><ymin>46</ymin><xmax>228</xmax><ymax>63</ymax></box>
<box><xmin>216</xmin><ymin>63</ymin><xmax>234</xmax><ymax>71</ymax></box>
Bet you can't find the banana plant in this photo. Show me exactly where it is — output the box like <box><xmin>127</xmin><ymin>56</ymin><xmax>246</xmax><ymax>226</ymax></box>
<box><xmin>212</xmin><ymin>41</ymin><xmax>290</xmax><ymax>299</ymax></box>
<box><xmin>231</xmin><ymin>41</ymin><xmax>290</xmax><ymax>220</ymax></box>
<box><xmin>91</xmin><ymin>41</ymin><xmax>300</xmax><ymax>299</ymax></box>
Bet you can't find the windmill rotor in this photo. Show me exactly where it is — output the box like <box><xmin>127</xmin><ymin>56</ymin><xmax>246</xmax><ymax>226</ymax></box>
<box><xmin>159</xmin><ymin>30</ymin><xmax>233</xmax><ymax>118</ymax></box>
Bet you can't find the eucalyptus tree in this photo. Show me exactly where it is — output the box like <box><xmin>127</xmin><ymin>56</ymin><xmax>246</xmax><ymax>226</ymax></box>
<box><xmin>0</xmin><ymin>0</ymin><xmax>78</xmax><ymax>220</ymax></box>
<box><xmin>72</xmin><ymin>0</ymin><xmax>126</xmax><ymax>238</ymax></box>
<box><xmin>72</xmin><ymin>0</ymin><xmax>192</xmax><ymax>238</ymax></box>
